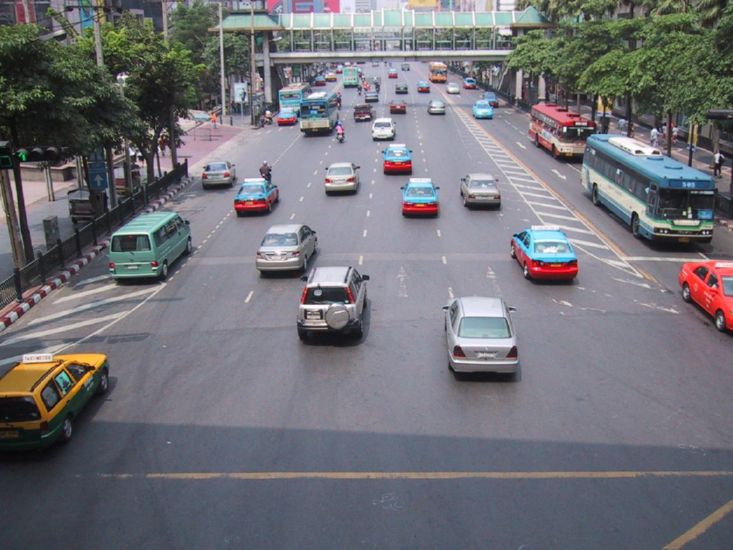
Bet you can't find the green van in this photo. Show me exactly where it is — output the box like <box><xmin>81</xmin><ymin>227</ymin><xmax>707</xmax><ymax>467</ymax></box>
<box><xmin>108</xmin><ymin>211</ymin><xmax>192</xmax><ymax>281</ymax></box>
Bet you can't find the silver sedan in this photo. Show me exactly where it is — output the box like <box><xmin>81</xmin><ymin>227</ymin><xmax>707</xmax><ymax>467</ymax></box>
<box><xmin>443</xmin><ymin>296</ymin><xmax>519</xmax><ymax>376</ymax></box>
<box><xmin>427</xmin><ymin>100</ymin><xmax>446</xmax><ymax>115</ymax></box>
<box><xmin>324</xmin><ymin>162</ymin><xmax>360</xmax><ymax>194</ymax></box>
<box><xmin>460</xmin><ymin>173</ymin><xmax>501</xmax><ymax>208</ymax></box>
<box><xmin>256</xmin><ymin>224</ymin><xmax>317</xmax><ymax>274</ymax></box>
<box><xmin>446</xmin><ymin>83</ymin><xmax>461</xmax><ymax>94</ymax></box>
<box><xmin>202</xmin><ymin>160</ymin><xmax>236</xmax><ymax>189</ymax></box>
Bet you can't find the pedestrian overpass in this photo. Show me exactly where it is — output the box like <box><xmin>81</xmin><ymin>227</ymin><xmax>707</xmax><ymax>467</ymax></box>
<box><xmin>217</xmin><ymin>8</ymin><xmax>549</xmax><ymax>102</ymax></box>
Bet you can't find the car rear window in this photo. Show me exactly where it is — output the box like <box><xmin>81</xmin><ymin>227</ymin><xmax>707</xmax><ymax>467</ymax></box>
<box><xmin>0</xmin><ymin>396</ymin><xmax>41</xmax><ymax>422</ymax></box>
<box><xmin>406</xmin><ymin>187</ymin><xmax>433</xmax><ymax>198</ymax></box>
<box><xmin>206</xmin><ymin>163</ymin><xmax>228</xmax><ymax>171</ymax></box>
<box><xmin>722</xmin><ymin>276</ymin><xmax>733</xmax><ymax>296</ymax></box>
<box><xmin>262</xmin><ymin>233</ymin><xmax>298</xmax><ymax>247</ymax></box>
<box><xmin>459</xmin><ymin>317</ymin><xmax>511</xmax><ymax>339</ymax></box>
<box><xmin>375</xmin><ymin>122</ymin><xmax>391</xmax><ymax>128</ymax></box>
<box><xmin>305</xmin><ymin>287</ymin><xmax>348</xmax><ymax>304</ymax></box>
<box><xmin>470</xmin><ymin>180</ymin><xmax>497</xmax><ymax>189</ymax></box>
<box><xmin>534</xmin><ymin>241</ymin><xmax>569</xmax><ymax>254</ymax></box>
<box><xmin>239</xmin><ymin>184</ymin><xmax>264</xmax><ymax>194</ymax></box>
<box><xmin>111</xmin><ymin>234</ymin><xmax>151</xmax><ymax>252</ymax></box>
<box><xmin>328</xmin><ymin>166</ymin><xmax>353</xmax><ymax>176</ymax></box>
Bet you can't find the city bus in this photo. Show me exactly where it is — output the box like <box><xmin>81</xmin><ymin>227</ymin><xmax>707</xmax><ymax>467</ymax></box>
<box><xmin>342</xmin><ymin>66</ymin><xmax>360</xmax><ymax>88</ymax></box>
<box><xmin>428</xmin><ymin>62</ymin><xmax>447</xmax><ymax>83</ymax></box>
<box><xmin>582</xmin><ymin>135</ymin><xmax>716</xmax><ymax>243</ymax></box>
<box><xmin>278</xmin><ymin>83</ymin><xmax>312</xmax><ymax>112</ymax></box>
<box><xmin>299</xmin><ymin>91</ymin><xmax>340</xmax><ymax>135</ymax></box>
<box><xmin>529</xmin><ymin>102</ymin><xmax>596</xmax><ymax>158</ymax></box>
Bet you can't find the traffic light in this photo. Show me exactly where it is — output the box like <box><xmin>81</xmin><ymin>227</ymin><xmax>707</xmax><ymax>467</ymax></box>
<box><xmin>15</xmin><ymin>146</ymin><xmax>71</xmax><ymax>163</ymax></box>
<box><xmin>0</xmin><ymin>141</ymin><xmax>13</xmax><ymax>169</ymax></box>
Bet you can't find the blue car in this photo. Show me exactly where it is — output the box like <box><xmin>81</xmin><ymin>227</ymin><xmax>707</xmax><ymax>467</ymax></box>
<box><xmin>463</xmin><ymin>77</ymin><xmax>477</xmax><ymax>89</ymax></box>
<box><xmin>383</xmin><ymin>143</ymin><xmax>413</xmax><ymax>174</ymax></box>
<box><xmin>510</xmin><ymin>225</ymin><xmax>578</xmax><ymax>281</ymax></box>
<box><xmin>472</xmin><ymin>100</ymin><xmax>494</xmax><ymax>120</ymax></box>
<box><xmin>417</xmin><ymin>80</ymin><xmax>430</xmax><ymax>93</ymax></box>
<box><xmin>483</xmin><ymin>91</ymin><xmax>499</xmax><ymax>107</ymax></box>
<box><xmin>234</xmin><ymin>178</ymin><xmax>279</xmax><ymax>216</ymax></box>
<box><xmin>401</xmin><ymin>178</ymin><xmax>440</xmax><ymax>217</ymax></box>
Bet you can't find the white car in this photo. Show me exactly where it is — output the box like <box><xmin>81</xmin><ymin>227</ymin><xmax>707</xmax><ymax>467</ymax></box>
<box><xmin>371</xmin><ymin>117</ymin><xmax>396</xmax><ymax>141</ymax></box>
<box><xmin>446</xmin><ymin>82</ymin><xmax>461</xmax><ymax>94</ymax></box>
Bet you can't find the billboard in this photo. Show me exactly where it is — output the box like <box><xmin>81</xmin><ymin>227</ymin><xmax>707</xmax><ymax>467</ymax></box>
<box><xmin>268</xmin><ymin>0</ymin><xmax>340</xmax><ymax>12</ymax></box>
<box><xmin>407</xmin><ymin>0</ymin><xmax>438</xmax><ymax>9</ymax></box>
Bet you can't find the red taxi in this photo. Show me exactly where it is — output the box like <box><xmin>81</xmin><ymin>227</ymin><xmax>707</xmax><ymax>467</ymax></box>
<box><xmin>388</xmin><ymin>69</ymin><xmax>398</xmax><ymax>78</ymax></box>
<box><xmin>389</xmin><ymin>100</ymin><xmax>407</xmax><ymax>114</ymax></box>
<box><xmin>679</xmin><ymin>261</ymin><xmax>733</xmax><ymax>332</ymax></box>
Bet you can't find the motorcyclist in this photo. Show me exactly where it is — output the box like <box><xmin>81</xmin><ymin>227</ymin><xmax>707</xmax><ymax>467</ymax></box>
<box><xmin>336</xmin><ymin>92</ymin><xmax>342</xmax><ymax>108</ymax></box>
<box><xmin>375</xmin><ymin>81</ymin><xmax>381</xmax><ymax>93</ymax></box>
<box><xmin>259</xmin><ymin>161</ymin><xmax>272</xmax><ymax>182</ymax></box>
<box><xmin>264</xmin><ymin>109</ymin><xmax>273</xmax><ymax>125</ymax></box>
<box><xmin>336</xmin><ymin>125</ymin><xmax>345</xmax><ymax>142</ymax></box>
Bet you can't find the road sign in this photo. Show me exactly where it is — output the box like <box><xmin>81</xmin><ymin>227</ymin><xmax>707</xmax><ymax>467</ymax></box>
<box><xmin>88</xmin><ymin>162</ymin><xmax>108</xmax><ymax>191</ymax></box>
<box><xmin>234</xmin><ymin>82</ymin><xmax>247</xmax><ymax>104</ymax></box>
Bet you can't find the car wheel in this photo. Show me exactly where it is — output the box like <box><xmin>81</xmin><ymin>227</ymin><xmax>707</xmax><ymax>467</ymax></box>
<box><xmin>510</xmin><ymin>243</ymin><xmax>516</xmax><ymax>258</ymax></box>
<box><xmin>297</xmin><ymin>327</ymin><xmax>308</xmax><ymax>342</ymax></box>
<box><xmin>60</xmin><ymin>416</ymin><xmax>73</xmax><ymax>444</ymax></box>
<box><xmin>591</xmin><ymin>184</ymin><xmax>600</xmax><ymax>206</ymax></box>
<box><xmin>352</xmin><ymin>320</ymin><xmax>363</xmax><ymax>339</ymax></box>
<box><xmin>202</xmin><ymin>184</ymin><xmax>209</xmax><ymax>190</ymax></box>
<box><xmin>715</xmin><ymin>310</ymin><xmax>727</xmax><ymax>332</ymax></box>
<box><xmin>266</xmin><ymin>201</ymin><xmax>272</xmax><ymax>213</ymax></box>
<box><xmin>185</xmin><ymin>238</ymin><xmax>193</xmax><ymax>256</ymax></box>
<box><xmin>236</xmin><ymin>211</ymin><xmax>243</xmax><ymax>218</ymax></box>
<box><xmin>534</xmin><ymin>135</ymin><xmax>539</xmax><ymax>148</ymax></box>
<box><xmin>159</xmin><ymin>261</ymin><xmax>168</xmax><ymax>281</ymax></box>
<box><xmin>523</xmin><ymin>263</ymin><xmax>531</xmax><ymax>280</ymax></box>
<box><xmin>681</xmin><ymin>283</ymin><xmax>691</xmax><ymax>303</ymax></box>
<box><xmin>552</xmin><ymin>145</ymin><xmax>559</xmax><ymax>158</ymax></box>
<box><xmin>631</xmin><ymin>213</ymin><xmax>641</xmax><ymax>238</ymax></box>
<box><xmin>97</xmin><ymin>369</ymin><xmax>109</xmax><ymax>395</ymax></box>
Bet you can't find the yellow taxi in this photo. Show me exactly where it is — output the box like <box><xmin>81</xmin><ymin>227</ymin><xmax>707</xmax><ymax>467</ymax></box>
<box><xmin>0</xmin><ymin>353</ymin><xmax>110</xmax><ymax>451</ymax></box>
<box><xmin>325</xmin><ymin>72</ymin><xmax>338</xmax><ymax>82</ymax></box>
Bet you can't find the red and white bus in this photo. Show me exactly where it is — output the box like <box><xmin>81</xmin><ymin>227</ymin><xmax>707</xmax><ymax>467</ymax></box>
<box><xmin>528</xmin><ymin>103</ymin><xmax>596</xmax><ymax>159</ymax></box>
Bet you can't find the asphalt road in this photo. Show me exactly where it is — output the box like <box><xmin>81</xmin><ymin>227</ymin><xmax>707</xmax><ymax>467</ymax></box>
<box><xmin>1</xmin><ymin>62</ymin><xmax>732</xmax><ymax>549</ymax></box>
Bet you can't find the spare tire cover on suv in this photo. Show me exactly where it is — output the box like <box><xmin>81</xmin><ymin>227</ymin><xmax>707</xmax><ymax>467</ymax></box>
<box><xmin>325</xmin><ymin>304</ymin><xmax>350</xmax><ymax>330</ymax></box>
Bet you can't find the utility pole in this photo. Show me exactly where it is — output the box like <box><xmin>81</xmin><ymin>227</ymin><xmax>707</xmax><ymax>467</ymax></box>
<box><xmin>0</xmin><ymin>169</ymin><xmax>24</xmax><ymax>270</ymax></box>
<box><xmin>160</xmin><ymin>0</ymin><xmax>178</xmax><ymax>168</ymax></box>
<box><xmin>249</xmin><ymin>1</ymin><xmax>256</xmax><ymax>128</ymax></box>
<box><xmin>219</xmin><ymin>2</ymin><xmax>227</xmax><ymax>121</ymax></box>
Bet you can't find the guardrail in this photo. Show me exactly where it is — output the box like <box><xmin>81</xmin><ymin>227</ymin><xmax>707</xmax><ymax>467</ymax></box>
<box><xmin>0</xmin><ymin>161</ymin><xmax>189</xmax><ymax>311</ymax></box>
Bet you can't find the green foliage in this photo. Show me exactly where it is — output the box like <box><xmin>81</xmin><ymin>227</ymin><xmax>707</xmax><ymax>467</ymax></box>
<box><xmin>170</xmin><ymin>0</ymin><xmax>217</xmax><ymax>66</ymax></box>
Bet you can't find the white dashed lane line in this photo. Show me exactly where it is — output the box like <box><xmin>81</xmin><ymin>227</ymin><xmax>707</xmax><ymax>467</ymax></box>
<box><xmin>290</xmin><ymin>213</ymin><xmax>296</xmax><ymax>220</ymax></box>
<box><xmin>244</xmin><ymin>291</ymin><xmax>254</xmax><ymax>304</ymax></box>
<box><xmin>442</xmin><ymin>256</ymin><xmax>447</xmax><ymax>265</ymax></box>
<box><xmin>363</xmin><ymin>229</ymin><xmax>368</xmax><ymax>238</ymax></box>
<box><xmin>436</xmin><ymin>229</ymin><xmax>441</xmax><ymax>238</ymax></box>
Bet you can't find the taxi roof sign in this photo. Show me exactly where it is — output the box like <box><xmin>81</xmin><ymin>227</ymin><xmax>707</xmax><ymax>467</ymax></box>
<box><xmin>714</xmin><ymin>262</ymin><xmax>733</xmax><ymax>269</ymax></box>
<box><xmin>409</xmin><ymin>177</ymin><xmax>432</xmax><ymax>183</ymax></box>
<box><xmin>531</xmin><ymin>225</ymin><xmax>561</xmax><ymax>232</ymax></box>
<box><xmin>22</xmin><ymin>353</ymin><xmax>55</xmax><ymax>363</ymax></box>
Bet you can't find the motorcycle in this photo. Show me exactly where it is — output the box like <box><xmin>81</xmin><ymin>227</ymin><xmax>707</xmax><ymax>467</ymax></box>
<box><xmin>336</xmin><ymin>131</ymin><xmax>345</xmax><ymax>144</ymax></box>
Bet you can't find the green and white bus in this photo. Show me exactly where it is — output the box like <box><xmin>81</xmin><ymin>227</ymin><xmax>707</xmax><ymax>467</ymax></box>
<box><xmin>277</xmin><ymin>82</ymin><xmax>312</xmax><ymax>112</ymax></box>
<box><xmin>342</xmin><ymin>66</ymin><xmax>360</xmax><ymax>88</ymax></box>
<box><xmin>299</xmin><ymin>91</ymin><xmax>339</xmax><ymax>135</ymax></box>
<box><xmin>582</xmin><ymin>135</ymin><xmax>716</xmax><ymax>243</ymax></box>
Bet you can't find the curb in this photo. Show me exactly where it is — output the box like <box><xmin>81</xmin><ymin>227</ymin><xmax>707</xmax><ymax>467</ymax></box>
<box><xmin>0</xmin><ymin>176</ymin><xmax>192</xmax><ymax>334</ymax></box>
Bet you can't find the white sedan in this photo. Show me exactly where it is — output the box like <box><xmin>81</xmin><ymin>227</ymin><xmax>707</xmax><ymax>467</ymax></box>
<box><xmin>446</xmin><ymin>83</ymin><xmax>461</xmax><ymax>94</ymax></box>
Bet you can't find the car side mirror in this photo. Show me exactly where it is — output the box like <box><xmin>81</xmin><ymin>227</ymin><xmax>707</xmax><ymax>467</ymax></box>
<box><xmin>300</xmin><ymin>275</ymin><xmax>308</xmax><ymax>282</ymax></box>
<box><xmin>508</xmin><ymin>306</ymin><xmax>517</xmax><ymax>312</ymax></box>
<box><xmin>362</xmin><ymin>275</ymin><xmax>370</xmax><ymax>281</ymax></box>
<box><xmin>231</xmin><ymin>163</ymin><xmax>236</xmax><ymax>167</ymax></box>
<box><xmin>435</xmin><ymin>186</ymin><xmax>441</xmax><ymax>190</ymax></box>
<box><xmin>356</xmin><ymin>166</ymin><xmax>361</xmax><ymax>169</ymax></box>
<box><xmin>442</xmin><ymin>305</ymin><xmax>449</xmax><ymax>311</ymax></box>
<box><xmin>460</xmin><ymin>177</ymin><xmax>466</xmax><ymax>182</ymax></box>
<box><xmin>400</xmin><ymin>186</ymin><xmax>405</xmax><ymax>190</ymax></box>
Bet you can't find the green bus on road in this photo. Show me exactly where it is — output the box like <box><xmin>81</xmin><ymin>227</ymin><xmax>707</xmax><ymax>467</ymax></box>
<box><xmin>299</xmin><ymin>91</ymin><xmax>339</xmax><ymax>135</ymax></box>
<box><xmin>581</xmin><ymin>135</ymin><xmax>716</xmax><ymax>243</ymax></box>
<box><xmin>342</xmin><ymin>66</ymin><xmax>359</xmax><ymax>88</ymax></box>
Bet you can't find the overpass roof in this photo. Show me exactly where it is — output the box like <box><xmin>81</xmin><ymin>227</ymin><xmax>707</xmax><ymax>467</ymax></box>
<box><xmin>219</xmin><ymin>8</ymin><xmax>549</xmax><ymax>32</ymax></box>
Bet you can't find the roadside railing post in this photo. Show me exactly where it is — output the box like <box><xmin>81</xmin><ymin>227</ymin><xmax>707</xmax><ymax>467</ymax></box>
<box><xmin>74</xmin><ymin>227</ymin><xmax>82</xmax><ymax>257</ymax></box>
<box><xmin>13</xmin><ymin>268</ymin><xmax>22</xmax><ymax>303</ymax></box>
<box><xmin>106</xmin><ymin>210</ymin><xmax>112</xmax><ymax>236</ymax></box>
<box><xmin>57</xmin><ymin>238</ymin><xmax>64</xmax><ymax>266</ymax></box>
<box><xmin>91</xmin><ymin>219</ymin><xmax>98</xmax><ymax>246</ymax></box>
<box><xmin>37</xmin><ymin>251</ymin><xmax>46</xmax><ymax>285</ymax></box>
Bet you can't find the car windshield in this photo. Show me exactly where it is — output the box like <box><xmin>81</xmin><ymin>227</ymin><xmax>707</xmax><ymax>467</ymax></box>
<box><xmin>0</xmin><ymin>396</ymin><xmax>42</xmax><ymax>422</ymax></box>
<box><xmin>389</xmin><ymin>150</ymin><xmax>406</xmax><ymax>157</ymax></box>
<box><xmin>406</xmin><ymin>187</ymin><xmax>433</xmax><ymax>198</ymax></box>
<box><xmin>262</xmin><ymin>233</ymin><xmax>298</xmax><ymax>247</ymax></box>
<box><xmin>485</xmin><ymin>93</ymin><xmax>497</xmax><ymax>100</ymax></box>
<box><xmin>305</xmin><ymin>287</ymin><xmax>348</xmax><ymax>304</ymax></box>
<box><xmin>206</xmin><ymin>162</ymin><xmax>228</xmax><ymax>171</ymax></box>
<box><xmin>328</xmin><ymin>166</ymin><xmax>353</xmax><ymax>176</ymax></box>
<box><xmin>458</xmin><ymin>317</ymin><xmax>511</xmax><ymax>339</ymax></box>
<box><xmin>469</xmin><ymin>180</ymin><xmax>497</xmax><ymax>190</ymax></box>
<box><xmin>239</xmin><ymin>184</ymin><xmax>264</xmax><ymax>194</ymax></box>
<box><xmin>534</xmin><ymin>240</ymin><xmax>570</xmax><ymax>254</ymax></box>
<box><xmin>111</xmin><ymin>234</ymin><xmax>151</xmax><ymax>252</ymax></box>
<box><xmin>375</xmin><ymin>122</ymin><xmax>392</xmax><ymax>128</ymax></box>
<box><xmin>431</xmin><ymin>102</ymin><xmax>443</xmax><ymax>107</ymax></box>
<box><xmin>722</xmin><ymin>276</ymin><xmax>733</xmax><ymax>296</ymax></box>
<box><xmin>475</xmin><ymin>102</ymin><xmax>490</xmax><ymax>109</ymax></box>
<box><xmin>279</xmin><ymin>110</ymin><xmax>294</xmax><ymax>116</ymax></box>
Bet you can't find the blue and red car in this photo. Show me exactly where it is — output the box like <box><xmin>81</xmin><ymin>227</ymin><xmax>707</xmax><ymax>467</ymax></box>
<box><xmin>510</xmin><ymin>225</ymin><xmax>578</xmax><ymax>281</ymax></box>
<box><xmin>463</xmin><ymin>77</ymin><xmax>477</xmax><ymax>89</ymax></box>
<box><xmin>417</xmin><ymin>80</ymin><xmax>430</xmax><ymax>93</ymax></box>
<box><xmin>276</xmin><ymin>109</ymin><xmax>298</xmax><ymax>126</ymax></box>
<box><xmin>234</xmin><ymin>178</ymin><xmax>279</xmax><ymax>216</ymax></box>
<box><xmin>383</xmin><ymin>144</ymin><xmax>413</xmax><ymax>174</ymax></box>
<box><xmin>401</xmin><ymin>178</ymin><xmax>440</xmax><ymax>216</ymax></box>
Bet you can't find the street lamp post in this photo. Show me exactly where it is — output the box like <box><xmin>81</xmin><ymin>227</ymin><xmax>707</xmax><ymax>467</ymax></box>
<box><xmin>116</xmin><ymin>73</ymin><xmax>133</xmax><ymax>198</ymax></box>
<box><xmin>249</xmin><ymin>1</ymin><xmax>257</xmax><ymax>128</ymax></box>
<box><xmin>219</xmin><ymin>2</ymin><xmax>227</xmax><ymax>121</ymax></box>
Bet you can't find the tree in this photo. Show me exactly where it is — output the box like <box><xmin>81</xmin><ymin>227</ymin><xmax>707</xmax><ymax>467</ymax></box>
<box><xmin>506</xmin><ymin>30</ymin><xmax>557</xmax><ymax>103</ymax></box>
<box><xmin>202</xmin><ymin>32</ymin><xmax>250</xmax><ymax>105</ymax></box>
<box><xmin>170</xmin><ymin>0</ymin><xmax>217</xmax><ymax>66</ymax></box>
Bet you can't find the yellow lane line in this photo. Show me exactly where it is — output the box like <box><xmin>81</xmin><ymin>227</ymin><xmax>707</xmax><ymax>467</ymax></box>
<box><xmin>663</xmin><ymin>498</ymin><xmax>733</xmax><ymax>550</ymax></box>
<box><xmin>96</xmin><ymin>470</ymin><xmax>733</xmax><ymax>481</ymax></box>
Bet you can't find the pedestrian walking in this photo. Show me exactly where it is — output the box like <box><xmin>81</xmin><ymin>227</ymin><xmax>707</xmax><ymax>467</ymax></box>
<box><xmin>210</xmin><ymin>112</ymin><xmax>218</xmax><ymax>129</ymax></box>
<box><xmin>672</xmin><ymin>126</ymin><xmax>679</xmax><ymax>144</ymax></box>
<box><xmin>713</xmin><ymin>150</ymin><xmax>725</xmax><ymax>178</ymax></box>
<box><xmin>650</xmin><ymin>127</ymin><xmax>659</xmax><ymax>147</ymax></box>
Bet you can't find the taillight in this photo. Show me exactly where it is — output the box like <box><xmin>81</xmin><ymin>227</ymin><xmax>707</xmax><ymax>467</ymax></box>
<box><xmin>346</xmin><ymin>176</ymin><xmax>355</xmax><ymax>182</ymax></box>
<box><xmin>452</xmin><ymin>345</ymin><xmax>465</xmax><ymax>358</ymax></box>
<box><xmin>325</xmin><ymin>178</ymin><xmax>332</xmax><ymax>183</ymax></box>
<box><xmin>506</xmin><ymin>346</ymin><xmax>518</xmax><ymax>359</ymax></box>
<box><xmin>151</xmin><ymin>260</ymin><xmax>159</xmax><ymax>268</ymax></box>
<box><xmin>256</xmin><ymin>252</ymin><xmax>265</xmax><ymax>258</ymax></box>
<box><xmin>223</xmin><ymin>171</ymin><xmax>231</xmax><ymax>177</ymax></box>
<box><xmin>202</xmin><ymin>173</ymin><xmax>208</xmax><ymax>179</ymax></box>
<box><xmin>345</xmin><ymin>287</ymin><xmax>355</xmax><ymax>304</ymax></box>
<box><xmin>300</xmin><ymin>287</ymin><xmax>309</xmax><ymax>304</ymax></box>
<box><xmin>108</xmin><ymin>262</ymin><xmax>115</xmax><ymax>269</ymax></box>
<box><xmin>468</xmin><ymin>194</ymin><xmax>475</xmax><ymax>199</ymax></box>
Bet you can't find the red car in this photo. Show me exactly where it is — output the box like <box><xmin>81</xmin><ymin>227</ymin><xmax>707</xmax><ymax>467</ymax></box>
<box><xmin>276</xmin><ymin>109</ymin><xmax>298</xmax><ymax>126</ymax></box>
<box><xmin>417</xmin><ymin>81</ymin><xmax>430</xmax><ymax>93</ymax></box>
<box><xmin>679</xmin><ymin>260</ymin><xmax>733</xmax><ymax>332</ymax></box>
<box><xmin>388</xmin><ymin>69</ymin><xmax>398</xmax><ymax>78</ymax></box>
<box><xmin>389</xmin><ymin>100</ymin><xmax>407</xmax><ymax>114</ymax></box>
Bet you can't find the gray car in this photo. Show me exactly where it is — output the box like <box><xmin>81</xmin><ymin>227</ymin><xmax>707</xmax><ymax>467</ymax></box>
<box><xmin>443</xmin><ymin>296</ymin><xmax>519</xmax><ymax>376</ymax></box>
<box><xmin>325</xmin><ymin>162</ymin><xmax>360</xmax><ymax>194</ymax></box>
<box><xmin>297</xmin><ymin>266</ymin><xmax>369</xmax><ymax>340</ymax></box>
<box><xmin>427</xmin><ymin>100</ymin><xmax>446</xmax><ymax>115</ymax></box>
<box><xmin>202</xmin><ymin>160</ymin><xmax>236</xmax><ymax>189</ymax></box>
<box><xmin>256</xmin><ymin>224</ymin><xmax>317</xmax><ymax>274</ymax></box>
<box><xmin>460</xmin><ymin>173</ymin><xmax>502</xmax><ymax>208</ymax></box>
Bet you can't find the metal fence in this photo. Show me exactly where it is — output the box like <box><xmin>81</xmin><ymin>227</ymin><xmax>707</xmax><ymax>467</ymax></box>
<box><xmin>0</xmin><ymin>161</ymin><xmax>189</xmax><ymax>311</ymax></box>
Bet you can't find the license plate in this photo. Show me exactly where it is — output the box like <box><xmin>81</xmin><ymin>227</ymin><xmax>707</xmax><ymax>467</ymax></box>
<box><xmin>246</xmin><ymin>201</ymin><xmax>253</xmax><ymax>205</ymax></box>
<box><xmin>0</xmin><ymin>430</ymin><xmax>20</xmax><ymax>439</ymax></box>
<box><xmin>476</xmin><ymin>352</ymin><xmax>496</xmax><ymax>359</ymax></box>
<box><xmin>679</xmin><ymin>237</ymin><xmax>690</xmax><ymax>243</ymax></box>
<box><xmin>306</xmin><ymin>310</ymin><xmax>322</xmax><ymax>320</ymax></box>
<box><xmin>415</xmin><ymin>204</ymin><xmax>425</xmax><ymax>207</ymax></box>
<box><xmin>127</xmin><ymin>265</ymin><xmax>138</xmax><ymax>270</ymax></box>
<box><xmin>550</xmin><ymin>263</ymin><xmax>562</xmax><ymax>268</ymax></box>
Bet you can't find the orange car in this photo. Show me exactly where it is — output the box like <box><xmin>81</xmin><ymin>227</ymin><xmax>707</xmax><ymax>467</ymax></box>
<box><xmin>679</xmin><ymin>260</ymin><xmax>733</xmax><ymax>332</ymax></box>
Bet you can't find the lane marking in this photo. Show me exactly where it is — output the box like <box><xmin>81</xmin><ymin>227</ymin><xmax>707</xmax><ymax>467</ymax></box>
<box><xmin>448</xmin><ymin>286</ymin><xmax>454</xmax><ymax>299</ymax></box>
<box><xmin>244</xmin><ymin>291</ymin><xmax>254</xmax><ymax>304</ymax></box>
<box><xmin>0</xmin><ymin>313</ymin><xmax>124</xmax><ymax>347</ymax></box>
<box><xmin>663</xmin><ymin>498</ymin><xmax>733</xmax><ymax>550</ymax></box>
<box><xmin>73</xmin><ymin>274</ymin><xmax>112</xmax><ymax>288</ymax></box>
<box><xmin>621</xmin><ymin>256</ymin><xmax>703</xmax><ymax>263</ymax></box>
<box><xmin>442</xmin><ymin>255</ymin><xmax>447</xmax><ymax>264</ymax></box>
<box><xmin>366</xmin><ymin>210</ymin><xmax>371</xmax><ymax>217</ymax></box>
<box><xmin>299</xmin><ymin>196</ymin><xmax>304</xmax><ymax>202</ymax></box>
<box><xmin>363</xmin><ymin>229</ymin><xmax>368</xmax><ymax>238</ymax></box>
<box><xmin>306</xmin><ymin>182</ymin><xmax>312</xmax><ymax>188</ymax></box>
<box><xmin>536</xmin><ymin>212</ymin><xmax>581</xmax><ymax>222</ymax></box>
<box><xmin>436</xmin><ymin>229</ymin><xmax>441</xmax><ymax>238</ymax></box>
<box><xmin>358</xmin><ymin>255</ymin><xmax>363</xmax><ymax>265</ymax></box>
<box><xmin>290</xmin><ymin>213</ymin><xmax>295</xmax><ymax>220</ymax></box>
<box><xmin>526</xmin><ymin>201</ymin><xmax>568</xmax><ymax>210</ymax></box>
<box><xmin>569</xmin><ymin>238</ymin><xmax>609</xmax><ymax>250</ymax></box>
<box><xmin>551</xmin><ymin>169</ymin><xmax>568</xmax><ymax>181</ymax></box>
<box><xmin>369</xmin><ymin>193</ymin><xmax>373</xmax><ymax>199</ymax></box>
<box><xmin>515</xmin><ymin>142</ymin><xmax>527</xmax><ymax>150</ymax></box>
<box><xmin>54</xmin><ymin>283</ymin><xmax>118</xmax><ymax>304</ymax></box>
